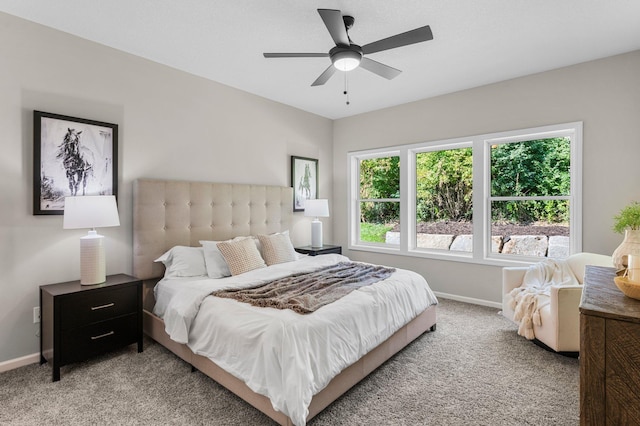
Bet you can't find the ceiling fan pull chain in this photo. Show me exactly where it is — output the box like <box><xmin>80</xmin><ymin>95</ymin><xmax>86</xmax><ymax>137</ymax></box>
<box><xmin>344</xmin><ymin>72</ymin><xmax>350</xmax><ymax>105</ymax></box>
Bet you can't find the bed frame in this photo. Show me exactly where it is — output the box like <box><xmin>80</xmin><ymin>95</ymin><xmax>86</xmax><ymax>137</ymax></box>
<box><xmin>133</xmin><ymin>178</ymin><xmax>437</xmax><ymax>425</ymax></box>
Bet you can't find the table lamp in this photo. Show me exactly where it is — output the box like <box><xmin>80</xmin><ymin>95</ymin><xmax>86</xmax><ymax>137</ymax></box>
<box><xmin>63</xmin><ymin>195</ymin><xmax>120</xmax><ymax>285</ymax></box>
<box><xmin>304</xmin><ymin>199</ymin><xmax>329</xmax><ymax>248</ymax></box>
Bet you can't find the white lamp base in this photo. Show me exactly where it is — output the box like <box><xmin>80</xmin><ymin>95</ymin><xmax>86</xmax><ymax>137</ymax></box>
<box><xmin>80</xmin><ymin>231</ymin><xmax>106</xmax><ymax>285</ymax></box>
<box><xmin>311</xmin><ymin>219</ymin><xmax>323</xmax><ymax>248</ymax></box>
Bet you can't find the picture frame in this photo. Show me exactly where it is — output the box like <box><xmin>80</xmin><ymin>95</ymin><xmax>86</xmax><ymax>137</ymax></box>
<box><xmin>33</xmin><ymin>110</ymin><xmax>118</xmax><ymax>215</ymax></box>
<box><xmin>291</xmin><ymin>156</ymin><xmax>318</xmax><ymax>212</ymax></box>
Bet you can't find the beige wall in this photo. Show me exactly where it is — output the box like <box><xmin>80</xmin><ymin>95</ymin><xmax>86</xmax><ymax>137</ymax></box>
<box><xmin>333</xmin><ymin>50</ymin><xmax>640</xmax><ymax>305</ymax></box>
<box><xmin>0</xmin><ymin>13</ymin><xmax>333</xmax><ymax>363</ymax></box>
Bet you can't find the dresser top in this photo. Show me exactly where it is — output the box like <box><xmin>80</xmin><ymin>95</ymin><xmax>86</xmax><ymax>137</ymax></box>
<box><xmin>579</xmin><ymin>265</ymin><xmax>640</xmax><ymax>323</ymax></box>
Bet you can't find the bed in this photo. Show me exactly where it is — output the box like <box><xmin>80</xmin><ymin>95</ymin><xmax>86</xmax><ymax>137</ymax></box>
<box><xmin>133</xmin><ymin>178</ymin><xmax>437</xmax><ymax>425</ymax></box>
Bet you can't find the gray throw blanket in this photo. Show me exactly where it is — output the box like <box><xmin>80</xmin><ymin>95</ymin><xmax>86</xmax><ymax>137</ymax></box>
<box><xmin>212</xmin><ymin>262</ymin><xmax>395</xmax><ymax>314</ymax></box>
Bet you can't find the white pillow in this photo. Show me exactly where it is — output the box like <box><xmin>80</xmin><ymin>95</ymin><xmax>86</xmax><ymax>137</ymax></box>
<box><xmin>199</xmin><ymin>240</ymin><xmax>232</xmax><ymax>279</ymax></box>
<box><xmin>257</xmin><ymin>232</ymin><xmax>298</xmax><ymax>266</ymax></box>
<box><xmin>216</xmin><ymin>237</ymin><xmax>266</xmax><ymax>276</ymax></box>
<box><xmin>154</xmin><ymin>246</ymin><xmax>207</xmax><ymax>278</ymax></box>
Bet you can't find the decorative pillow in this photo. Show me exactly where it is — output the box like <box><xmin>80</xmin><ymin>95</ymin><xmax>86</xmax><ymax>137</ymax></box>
<box><xmin>154</xmin><ymin>246</ymin><xmax>207</xmax><ymax>278</ymax></box>
<box><xmin>216</xmin><ymin>237</ymin><xmax>266</xmax><ymax>276</ymax></box>
<box><xmin>199</xmin><ymin>240</ymin><xmax>232</xmax><ymax>279</ymax></box>
<box><xmin>257</xmin><ymin>232</ymin><xmax>298</xmax><ymax>266</ymax></box>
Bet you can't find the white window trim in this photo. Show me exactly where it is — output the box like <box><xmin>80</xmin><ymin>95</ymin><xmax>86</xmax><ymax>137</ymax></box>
<box><xmin>348</xmin><ymin>148</ymin><xmax>401</xmax><ymax>253</ymax></box>
<box><xmin>348</xmin><ymin>122</ymin><xmax>583</xmax><ymax>266</ymax></box>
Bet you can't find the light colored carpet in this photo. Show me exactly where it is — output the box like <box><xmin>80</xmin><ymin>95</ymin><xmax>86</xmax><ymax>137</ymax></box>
<box><xmin>0</xmin><ymin>299</ymin><xmax>579</xmax><ymax>425</ymax></box>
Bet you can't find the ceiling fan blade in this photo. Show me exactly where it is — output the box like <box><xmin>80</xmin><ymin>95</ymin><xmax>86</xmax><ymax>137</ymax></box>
<box><xmin>318</xmin><ymin>9</ymin><xmax>349</xmax><ymax>46</ymax></box>
<box><xmin>359</xmin><ymin>57</ymin><xmax>402</xmax><ymax>80</ymax></box>
<box><xmin>311</xmin><ymin>65</ymin><xmax>337</xmax><ymax>86</ymax></box>
<box><xmin>263</xmin><ymin>53</ymin><xmax>329</xmax><ymax>58</ymax></box>
<box><xmin>362</xmin><ymin>25</ymin><xmax>433</xmax><ymax>55</ymax></box>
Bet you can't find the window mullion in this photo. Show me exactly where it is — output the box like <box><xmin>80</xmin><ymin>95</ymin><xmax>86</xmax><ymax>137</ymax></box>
<box><xmin>401</xmin><ymin>147</ymin><xmax>411</xmax><ymax>253</ymax></box>
<box><xmin>473</xmin><ymin>138</ymin><xmax>487</xmax><ymax>260</ymax></box>
<box><xmin>359</xmin><ymin>198</ymin><xmax>399</xmax><ymax>203</ymax></box>
<box><xmin>490</xmin><ymin>196</ymin><xmax>571</xmax><ymax>202</ymax></box>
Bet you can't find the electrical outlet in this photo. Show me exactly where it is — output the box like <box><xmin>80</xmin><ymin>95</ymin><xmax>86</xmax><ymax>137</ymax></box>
<box><xmin>33</xmin><ymin>307</ymin><xmax>40</xmax><ymax>323</ymax></box>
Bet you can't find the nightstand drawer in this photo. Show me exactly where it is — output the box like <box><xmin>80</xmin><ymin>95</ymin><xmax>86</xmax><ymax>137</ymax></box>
<box><xmin>59</xmin><ymin>313</ymin><xmax>138</xmax><ymax>364</ymax></box>
<box><xmin>60</xmin><ymin>285</ymin><xmax>138</xmax><ymax>329</ymax></box>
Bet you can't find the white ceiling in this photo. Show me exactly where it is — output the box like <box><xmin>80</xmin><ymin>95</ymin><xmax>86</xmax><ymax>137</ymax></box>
<box><xmin>2</xmin><ymin>1</ymin><xmax>640</xmax><ymax>119</ymax></box>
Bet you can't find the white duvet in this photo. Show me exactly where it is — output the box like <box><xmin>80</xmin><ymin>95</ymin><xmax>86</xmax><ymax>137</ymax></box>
<box><xmin>154</xmin><ymin>254</ymin><xmax>437</xmax><ymax>426</ymax></box>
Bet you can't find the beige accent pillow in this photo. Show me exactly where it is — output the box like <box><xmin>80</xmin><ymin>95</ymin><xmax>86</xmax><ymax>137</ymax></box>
<box><xmin>257</xmin><ymin>232</ymin><xmax>298</xmax><ymax>266</ymax></box>
<box><xmin>216</xmin><ymin>237</ymin><xmax>266</xmax><ymax>276</ymax></box>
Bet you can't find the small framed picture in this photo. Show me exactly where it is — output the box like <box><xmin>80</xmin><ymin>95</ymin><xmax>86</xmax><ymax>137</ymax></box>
<box><xmin>33</xmin><ymin>111</ymin><xmax>118</xmax><ymax>215</ymax></box>
<box><xmin>291</xmin><ymin>156</ymin><xmax>318</xmax><ymax>212</ymax></box>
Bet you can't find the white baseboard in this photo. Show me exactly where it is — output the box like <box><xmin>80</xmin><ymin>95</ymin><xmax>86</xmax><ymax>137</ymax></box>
<box><xmin>434</xmin><ymin>291</ymin><xmax>502</xmax><ymax>309</ymax></box>
<box><xmin>0</xmin><ymin>352</ymin><xmax>40</xmax><ymax>373</ymax></box>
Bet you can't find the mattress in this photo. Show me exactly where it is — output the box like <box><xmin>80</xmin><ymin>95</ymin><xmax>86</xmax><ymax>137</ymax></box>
<box><xmin>154</xmin><ymin>253</ymin><xmax>437</xmax><ymax>425</ymax></box>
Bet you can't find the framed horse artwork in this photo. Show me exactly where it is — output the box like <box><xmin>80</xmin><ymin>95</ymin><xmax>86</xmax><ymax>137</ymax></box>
<box><xmin>291</xmin><ymin>155</ymin><xmax>318</xmax><ymax>212</ymax></box>
<box><xmin>33</xmin><ymin>111</ymin><xmax>118</xmax><ymax>215</ymax></box>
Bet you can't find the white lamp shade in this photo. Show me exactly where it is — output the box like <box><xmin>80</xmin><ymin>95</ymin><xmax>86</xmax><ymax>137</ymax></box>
<box><xmin>63</xmin><ymin>195</ymin><xmax>120</xmax><ymax>285</ymax></box>
<box><xmin>63</xmin><ymin>195</ymin><xmax>120</xmax><ymax>229</ymax></box>
<box><xmin>304</xmin><ymin>199</ymin><xmax>330</xmax><ymax>218</ymax></box>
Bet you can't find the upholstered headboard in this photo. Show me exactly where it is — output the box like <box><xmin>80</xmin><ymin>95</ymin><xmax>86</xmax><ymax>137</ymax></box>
<box><xmin>133</xmin><ymin>179</ymin><xmax>293</xmax><ymax>281</ymax></box>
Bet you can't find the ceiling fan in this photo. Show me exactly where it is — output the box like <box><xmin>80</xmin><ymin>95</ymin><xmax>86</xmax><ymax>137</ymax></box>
<box><xmin>263</xmin><ymin>9</ymin><xmax>433</xmax><ymax>87</ymax></box>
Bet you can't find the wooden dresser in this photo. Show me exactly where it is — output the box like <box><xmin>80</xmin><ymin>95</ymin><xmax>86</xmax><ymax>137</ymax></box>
<box><xmin>579</xmin><ymin>266</ymin><xmax>640</xmax><ymax>425</ymax></box>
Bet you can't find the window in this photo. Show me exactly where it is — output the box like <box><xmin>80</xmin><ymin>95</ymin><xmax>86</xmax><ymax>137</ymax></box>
<box><xmin>488</xmin><ymin>136</ymin><xmax>573</xmax><ymax>260</ymax></box>
<box><xmin>414</xmin><ymin>144</ymin><xmax>473</xmax><ymax>252</ymax></box>
<box><xmin>352</xmin><ymin>152</ymin><xmax>400</xmax><ymax>248</ymax></box>
<box><xmin>348</xmin><ymin>122</ymin><xmax>582</xmax><ymax>265</ymax></box>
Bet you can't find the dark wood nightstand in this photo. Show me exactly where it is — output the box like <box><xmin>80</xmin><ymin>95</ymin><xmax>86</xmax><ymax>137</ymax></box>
<box><xmin>295</xmin><ymin>244</ymin><xmax>342</xmax><ymax>256</ymax></box>
<box><xmin>40</xmin><ymin>274</ymin><xmax>143</xmax><ymax>382</ymax></box>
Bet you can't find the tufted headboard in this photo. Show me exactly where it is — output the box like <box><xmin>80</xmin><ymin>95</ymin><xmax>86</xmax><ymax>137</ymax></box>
<box><xmin>133</xmin><ymin>179</ymin><xmax>293</xmax><ymax>281</ymax></box>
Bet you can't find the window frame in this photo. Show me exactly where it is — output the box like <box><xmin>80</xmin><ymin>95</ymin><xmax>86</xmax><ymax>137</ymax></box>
<box><xmin>409</xmin><ymin>139</ymin><xmax>474</xmax><ymax>257</ymax></box>
<box><xmin>347</xmin><ymin>122</ymin><xmax>583</xmax><ymax>266</ymax></box>
<box><xmin>348</xmin><ymin>148</ymin><xmax>401</xmax><ymax>253</ymax></box>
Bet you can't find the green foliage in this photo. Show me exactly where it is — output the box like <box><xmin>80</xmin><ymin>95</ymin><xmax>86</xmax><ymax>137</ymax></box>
<box><xmin>359</xmin><ymin>157</ymin><xmax>400</xmax><ymax>223</ymax></box>
<box><xmin>359</xmin><ymin>137</ymin><xmax>571</xmax><ymax>227</ymax></box>
<box><xmin>490</xmin><ymin>138</ymin><xmax>571</xmax><ymax>223</ymax></box>
<box><xmin>613</xmin><ymin>201</ymin><xmax>640</xmax><ymax>233</ymax></box>
<box><xmin>360</xmin><ymin>222</ymin><xmax>394</xmax><ymax>243</ymax></box>
<box><xmin>416</xmin><ymin>148</ymin><xmax>473</xmax><ymax>222</ymax></box>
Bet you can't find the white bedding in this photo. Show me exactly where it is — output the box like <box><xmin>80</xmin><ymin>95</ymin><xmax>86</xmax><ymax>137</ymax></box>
<box><xmin>154</xmin><ymin>254</ymin><xmax>437</xmax><ymax>425</ymax></box>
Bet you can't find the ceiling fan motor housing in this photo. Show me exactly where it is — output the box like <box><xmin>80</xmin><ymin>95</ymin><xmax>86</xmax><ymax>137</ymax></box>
<box><xmin>343</xmin><ymin>15</ymin><xmax>355</xmax><ymax>30</ymax></box>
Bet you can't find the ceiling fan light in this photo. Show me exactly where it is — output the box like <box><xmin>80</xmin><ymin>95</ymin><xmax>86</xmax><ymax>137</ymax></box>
<box><xmin>333</xmin><ymin>57</ymin><xmax>360</xmax><ymax>71</ymax></box>
<box><xmin>331</xmin><ymin>50</ymin><xmax>361</xmax><ymax>71</ymax></box>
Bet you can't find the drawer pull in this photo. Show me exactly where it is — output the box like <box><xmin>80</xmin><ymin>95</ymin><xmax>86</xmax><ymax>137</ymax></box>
<box><xmin>91</xmin><ymin>331</ymin><xmax>115</xmax><ymax>340</ymax></box>
<box><xmin>91</xmin><ymin>302</ymin><xmax>115</xmax><ymax>311</ymax></box>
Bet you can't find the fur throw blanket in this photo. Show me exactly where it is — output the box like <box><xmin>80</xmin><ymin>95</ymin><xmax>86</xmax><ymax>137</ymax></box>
<box><xmin>212</xmin><ymin>262</ymin><xmax>395</xmax><ymax>314</ymax></box>
<box><xmin>508</xmin><ymin>259</ymin><xmax>578</xmax><ymax>340</ymax></box>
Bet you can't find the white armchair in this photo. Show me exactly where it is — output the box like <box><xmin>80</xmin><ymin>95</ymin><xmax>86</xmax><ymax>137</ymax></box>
<box><xmin>502</xmin><ymin>252</ymin><xmax>612</xmax><ymax>353</ymax></box>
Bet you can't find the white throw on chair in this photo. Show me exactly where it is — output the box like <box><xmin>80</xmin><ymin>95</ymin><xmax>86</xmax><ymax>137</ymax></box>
<box><xmin>502</xmin><ymin>252</ymin><xmax>612</xmax><ymax>353</ymax></box>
